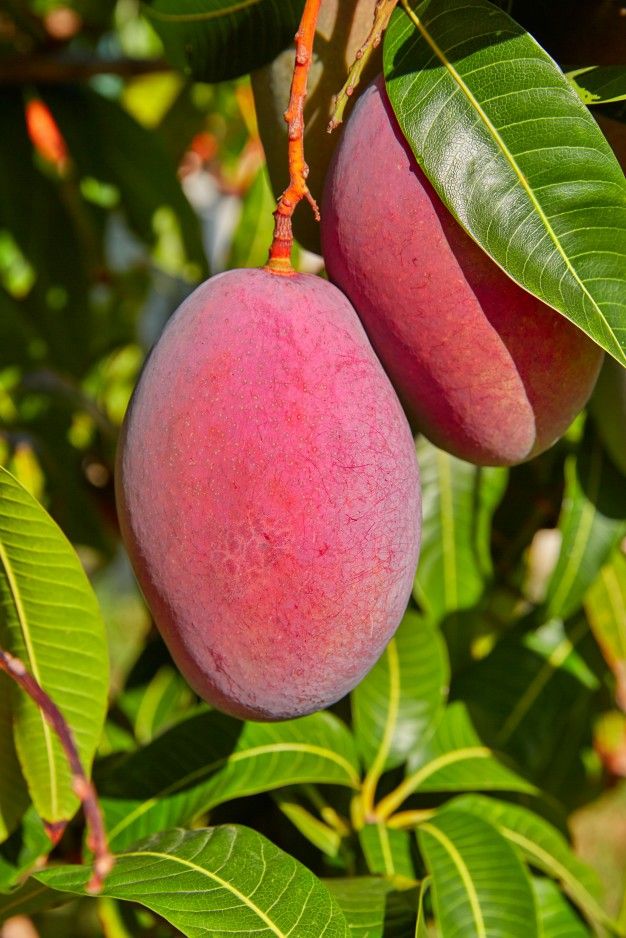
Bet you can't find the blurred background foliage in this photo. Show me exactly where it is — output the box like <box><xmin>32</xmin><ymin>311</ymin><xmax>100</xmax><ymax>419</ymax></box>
<box><xmin>0</xmin><ymin>0</ymin><xmax>625</xmax><ymax>935</ymax></box>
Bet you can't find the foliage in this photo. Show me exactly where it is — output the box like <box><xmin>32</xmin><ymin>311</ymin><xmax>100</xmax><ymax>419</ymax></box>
<box><xmin>0</xmin><ymin>0</ymin><xmax>625</xmax><ymax>936</ymax></box>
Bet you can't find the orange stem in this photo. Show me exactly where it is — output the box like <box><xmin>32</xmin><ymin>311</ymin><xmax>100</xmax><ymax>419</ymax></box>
<box><xmin>265</xmin><ymin>0</ymin><xmax>322</xmax><ymax>274</ymax></box>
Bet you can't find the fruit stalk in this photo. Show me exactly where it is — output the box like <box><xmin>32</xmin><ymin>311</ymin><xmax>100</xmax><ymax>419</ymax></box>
<box><xmin>265</xmin><ymin>0</ymin><xmax>322</xmax><ymax>273</ymax></box>
<box><xmin>0</xmin><ymin>645</ymin><xmax>114</xmax><ymax>893</ymax></box>
<box><xmin>327</xmin><ymin>0</ymin><xmax>399</xmax><ymax>132</ymax></box>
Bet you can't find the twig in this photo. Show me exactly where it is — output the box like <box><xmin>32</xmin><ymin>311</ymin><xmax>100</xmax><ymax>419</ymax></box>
<box><xmin>327</xmin><ymin>0</ymin><xmax>399</xmax><ymax>132</ymax></box>
<box><xmin>0</xmin><ymin>54</ymin><xmax>168</xmax><ymax>85</ymax></box>
<box><xmin>0</xmin><ymin>646</ymin><xmax>114</xmax><ymax>893</ymax></box>
<box><xmin>264</xmin><ymin>0</ymin><xmax>322</xmax><ymax>274</ymax></box>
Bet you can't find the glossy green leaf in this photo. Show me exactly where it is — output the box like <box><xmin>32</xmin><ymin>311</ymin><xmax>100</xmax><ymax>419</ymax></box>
<box><xmin>449</xmin><ymin>795</ymin><xmax>610</xmax><ymax>931</ymax></box>
<box><xmin>98</xmin><ymin>709</ymin><xmax>360</xmax><ymax>849</ymax></box>
<box><xmin>37</xmin><ymin>826</ymin><xmax>349</xmax><ymax>937</ymax></box>
<box><xmin>0</xmin><ymin>468</ymin><xmax>108</xmax><ymax>823</ymax></box>
<box><xmin>568</xmin><ymin>67</ymin><xmax>626</xmax><ymax>106</ymax></box>
<box><xmin>326</xmin><ymin>878</ymin><xmax>417</xmax><ymax>938</ymax></box>
<box><xmin>455</xmin><ymin>618</ymin><xmax>598</xmax><ymax>785</ymax></box>
<box><xmin>274</xmin><ymin>793</ymin><xmax>341</xmax><ymax>858</ymax></box>
<box><xmin>144</xmin><ymin>0</ymin><xmax>306</xmax><ymax>83</ymax></box>
<box><xmin>414</xmin><ymin>439</ymin><xmax>507</xmax><ymax>621</ymax></box>
<box><xmin>0</xmin><ymin>672</ymin><xmax>27</xmax><ymax>844</ymax></box>
<box><xmin>352</xmin><ymin>609</ymin><xmax>448</xmax><ymax>774</ymax></box>
<box><xmin>545</xmin><ymin>426</ymin><xmax>626</xmax><ymax>620</ymax></box>
<box><xmin>377</xmin><ymin>703</ymin><xmax>534</xmax><ymax>819</ymax></box>
<box><xmin>585</xmin><ymin>549</ymin><xmax>626</xmax><ymax>707</ymax></box>
<box><xmin>418</xmin><ymin>809</ymin><xmax>538</xmax><ymax>938</ymax></box>
<box><xmin>533</xmin><ymin>878</ymin><xmax>591</xmax><ymax>938</ymax></box>
<box><xmin>359</xmin><ymin>824</ymin><xmax>416</xmax><ymax>881</ymax></box>
<box><xmin>384</xmin><ymin>0</ymin><xmax>626</xmax><ymax>363</ymax></box>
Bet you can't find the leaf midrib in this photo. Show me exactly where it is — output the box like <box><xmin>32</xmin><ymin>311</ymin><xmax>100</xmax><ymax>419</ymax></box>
<box><xmin>144</xmin><ymin>0</ymin><xmax>261</xmax><ymax>23</ymax></box>
<box><xmin>108</xmin><ymin>741</ymin><xmax>359</xmax><ymax>842</ymax></box>
<box><xmin>399</xmin><ymin>0</ymin><xmax>621</xmax><ymax>358</ymax></box>
<box><xmin>0</xmin><ymin>527</ymin><xmax>58</xmax><ymax>816</ymax></box>
<box><xmin>420</xmin><ymin>820</ymin><xmax>487</xmax><ymax>938</ymax></box>
<box><xmin>122</xmin><ymin>846</ymin><xmax>288</xmax><ymax>937</ymax></box>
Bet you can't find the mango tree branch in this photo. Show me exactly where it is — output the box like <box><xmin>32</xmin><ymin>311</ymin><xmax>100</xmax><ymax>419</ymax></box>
<box><xmin>265</xmin><ymin>0</ymin><xmax>322</xmax><ymax>274</ymax></box>
<box><xmin>327</xmin><ymin>0</ymin><xmax>399</xmax><ymax>132</ymax></box>
<box><xmin>0</xmin><ymin>646</ymin><xmax>114</xmax><ymax>894</ymax></box>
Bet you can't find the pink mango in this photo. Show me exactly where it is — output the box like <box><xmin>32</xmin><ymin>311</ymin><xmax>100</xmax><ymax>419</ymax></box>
<box><xmin>116</xmin><ymin>268</ymin><xmax>421</xmax><ymax>720</ymax></box>
<box><xmin>321</xmin><ymin>78</ymin><xmax>603</xmax><ymax>466</ymax></box>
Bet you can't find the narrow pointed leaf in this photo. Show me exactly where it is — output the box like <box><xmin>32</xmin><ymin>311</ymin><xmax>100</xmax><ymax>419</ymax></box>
<box><xmin>585</xmin><ymin>549</ymin><xmax>626</xmax><ymax>707</ymax></box>
<box><xmin>144</xmin><ymin>0</ymin><xmax>306</xmax><ymax>83</ymax></box>
<box><xmin>418</xmin><ymin>809</ymin><xmax>538</xmax><ymax>938</ymax></box>
<box><xmin>98</xmin><ymin>709</ymin><xmax>360</xmax><ymax>849</ymax></box>
<box><xmin>352</xmin><ymin>609</ymin><xmax>448</xmax><ymax>773</ymax></box>
<box><xmin>415</xmin><ymin>877</ymin><xmax>431</xmax><ymax>938</ymax></box>
<box><xmin>0</xmin><ymin>468</ymin><xmax>108</xmax><ymax>823</ymax></box>
<box><xmin>396</xmin><ymin>702</ymin><xmax>534</xmax><ymax>802</ymax></box>
<box><xmin>545</xmin><ymin>426</ymin><xmax>626</xmax><ymax>620</ymax></box>
<box><xmin>274</xmin><ymin>794</ymin><xmax>340</xmax><ymax>858</ymax></box>
<box><xmin>326</xmin><ymin>878</ymin><xmax>417</xmax><ymax>938</ymax></box>
<box><xmin>0</xmin><ymin>808</ymin><xmax>49</xmax><ymax>893</ymax></box>
<box><xmin>414</xmin><ymin>439</ymin><xmax>507</xmax><ymax>621</ymax></box>
<box><xmin>567</xmin><ymin>67</ymin><xmax>626</xmax><ymax>106</ymax></box>
<box><xmin>455</xmin><ymin>619</ymin><xmax>599</xmax><ymax>784</ymax></box>
<box><xmin>37</xmin><ymin>826</ymin><xmax>350</xmax><ymax>937</ymax></box>
<box><xmin>384</xmin><ymin>0</ymin><xmax>626</xmax><ymax>363</ymax></box>
<box><xmin>448</xmin><ymin>795</ymin><xmax>611</xmax><ymax>931</ymax></box>
<box><xmin>359</xmin><ymin>824</ymin><xmax>416</xmax><ymax>880</ymax></box>
<box><xmin>533</xmin><ymin>878</ymin><xmax>591</xmax><ymax>938</ymax></box>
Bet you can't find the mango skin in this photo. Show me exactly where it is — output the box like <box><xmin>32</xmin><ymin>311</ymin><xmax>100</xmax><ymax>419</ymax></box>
<box><xmin>251</xmin><ymin>0</ymin><xmax>379</xmax><ymax>255</ymax></box>
<box><xmin>321</xmin><ymin>78</ymin><xmax>604</xmax><ymax>467</ymax></box>
<box><xmin>116</xmin><ymin>268</ymin><xmax>421</xmax><ymax>721</ymax></box>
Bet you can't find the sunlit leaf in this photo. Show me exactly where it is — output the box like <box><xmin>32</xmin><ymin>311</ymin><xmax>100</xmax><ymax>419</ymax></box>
<box><xmin>384</xmin><ymin>0</ymin><xmax>626</xmax><ymax>363</ymax></box>
<box><xmin>326</xmin><ymin>877</ymin><xmax>418</xmax><ymax>938</ymax></box>
<box><xmin>0</xmin><ymin>468</ymin><xmax>108</xmax><ymax>823</ymax></box>
<box><xmin>37</xmin><ymin>826</ymin><xmax>350</xmax><ymax>937</ymax></box>
<box><xmin>418</xmin><ymin>808</ymin><xmax>538</xmax><ymax>937</ymax></box>
<box><xmin>352</xmin><ymin>610</ymin><xmax>448</xmax><ymax>774</ymax></box>
<box><xmin>533</xmin><ymin>877</ymin><xmax>591</xmax><ymax>938</ymax></box>
<box><xmin>585</xmin><ymin>549</ymin><xmax>626</xmax><ymax>707</ymax></box>
<box><xmin>98</xmin><ymin>709</ymin><xmax>360</xmax><ymax>849</ymax></box>
<box><xmin>414</xmin><ymin>439</ymin><xmax>507</xmax><ymax>621</ymax></box>
<box><xmin>449</xmin><ymin>795</ymin><xmax>611</xmax><ymax>931</ymax></box>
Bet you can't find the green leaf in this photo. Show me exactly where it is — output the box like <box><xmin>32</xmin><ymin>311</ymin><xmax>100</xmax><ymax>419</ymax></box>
<box><xmin>37</xmin><ymin>826</ymin><xmax>349</xmax><ymax>937</ymax></box>
<box><xmin>0</xmin><ymin>467</ymin><xmax>108</xmax><ymax>823</ymax></box>
<box><xmin>144</xmin><ymin>0</ymin><xmax>306</xmax><ymax>83</ymax></box>
<box><xmin>376</xmin><ymin>703</ymin><xmax>534</xmax><ymax>820</ymax></box>
<box><xmin>98</xmin><ymin>709</ymin><xmax>360</xmax><ymax>849</ymax></box>
<box><xmin>414</xmin><ymin>439</ymin><xmax>507</xmax><ymax>621</ymax></box>
<box><xmin>0</xmin><ymin>671</ymin><xmax>28</xmax><ymax>843</ymax></box>
<box><xmin>567</xmin><ymin>67</ymin><xmax>626</xmax><ymax>106</ymax></box>
<box><xmin>455</xmin><ymin>618</ymin><xmax>599</xmax><ymax>784</ymax></box>
<box><xmin>359</xmin><ymin>824</ymin><xmax>416</xmax><ymax>880</ymax></box>
<box><xmin>533</xmin><ymin>878</ymin><xmax>591</xmax><ymax>938</ymax></box>
<box><xmin>274</xmin><ymin>793</ymin><xmax>341</xmax><ymax>858</ymax></box>
<box><xmin>448</xmin><ymin>795</ymin><xmax>611</xmax><ymax>931</ymax></box>
<box><xmin>352</xmin><ymin>609</ymin><xmax>449</xmax><ymax>774</ymax></box>
<box><xmin>418</xmin><ymin>809</ymin><xmax>538</xmax><ymax>938</ymax></box>
<box><xmin>545</xmin><ymin>426</ymin><xmax>626</xmax><ymax>620</ymax></box>
<box><xmin>415</xmin><ymin>877</ymin><xmax>431</xmax><ymax>938</ymax></box>
<box><xmin>585</xmin><ymin>549</ymin><xmax>626</xmax><ymax>707</ymax></box>
<box><xmin>326</xmin><ymin>878</ymin><xmax>418</xmax><ymax>938</ymax></box>
<box><xmin>384</xmin><ymin>0</ymin><xmax>626</xmax><ymax>364</ymax></box>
